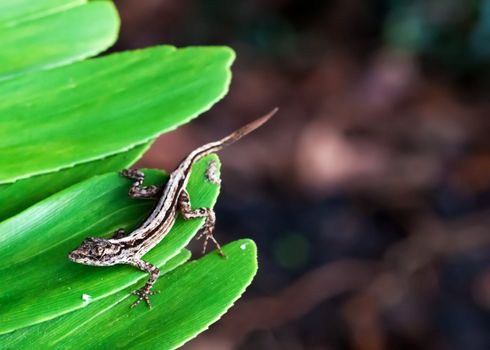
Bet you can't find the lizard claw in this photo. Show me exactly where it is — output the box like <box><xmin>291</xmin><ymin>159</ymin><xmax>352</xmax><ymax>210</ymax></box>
<box><xmin>197</xmin><ymin>231</ymin><xmax>226</xmax><ymax>258</ymax></box>
<box><xmin>130</xmin><ymin>288</ymin><xmax>160</xmax><ymax>309</ymax></box>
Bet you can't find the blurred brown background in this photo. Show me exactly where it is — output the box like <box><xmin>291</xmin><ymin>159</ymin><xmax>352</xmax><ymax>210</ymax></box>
<box><xmin>115</xmin><ymin>1</ymin><xmax>490</xmax><ymax>349</ymax></box>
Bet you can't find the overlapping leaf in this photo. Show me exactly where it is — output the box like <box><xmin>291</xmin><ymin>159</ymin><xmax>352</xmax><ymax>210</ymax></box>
<box><xmin>0</xmin><ymin>1</ymin><xmax>233</xmax><ymax>228</ymax></box>
<box><xmin>0</xmin><ymin>155</ymin><xmax>221</xmax><ymax>334</ymax></box>
<box><xmin>0</xmin><ymin>0</ymin><xmax>82</xmax><ymax>24</ymax></box>
<box><xmin>0</xmin><ymin>3</ymin><xmax>257</xmax><ymax>349</ymax></box>
<box><xmin>0</xmin><ymin>1</ymin><xmax>119</xmax><ymax>79</ymax></box>
<box><xmin>0</xmin><ymin>142</ymin><xmax>151</xmax><ymax>221</ymax></box>
<box><xmin>0</xmin><ymin>45</ymin><xmax>234</xmax><ymax>185</ymax></box>
<box><xmin>0</xmin><ymin>0</ymin><xmax>142</xmax><ymax>220</ymax></box>
<box><xmin>2</xmin><ymin>240</ymin><xmax>257</xmax><ymax>349</ymax></box>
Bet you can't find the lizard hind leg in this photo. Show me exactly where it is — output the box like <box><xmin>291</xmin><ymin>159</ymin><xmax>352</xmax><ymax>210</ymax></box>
<box><xmin>130</xmin><ymin>259</ymin><xmax>160</xmax><ymax>309</ymax></box>
<box><xmin>120</xmin><ymin>168</ymin><xmax>162</xmax><ymax>199</ymax></box>
<box><xmin>178</xmin><ymin>190</ymin><xmax>225</xmax><ymax>257</ymax></box>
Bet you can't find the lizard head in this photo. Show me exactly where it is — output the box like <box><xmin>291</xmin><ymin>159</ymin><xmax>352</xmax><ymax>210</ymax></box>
<box><xmin>69</xmin><ymin>237</ymin><xmax>123</xmax><ymax>266</ymax></box>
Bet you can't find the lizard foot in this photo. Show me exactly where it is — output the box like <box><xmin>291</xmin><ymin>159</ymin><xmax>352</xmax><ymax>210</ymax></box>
<box><xmin>197</xmin><ymin>231</ymin><xmax>226</xmax><ymax>258</ymax></box>
<box><xmin>130</xmin><ymin>288</ymin><xmax>160</xmax><ymax>309</ymax></box>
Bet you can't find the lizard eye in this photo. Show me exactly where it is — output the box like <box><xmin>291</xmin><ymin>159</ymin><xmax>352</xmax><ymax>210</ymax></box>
<box><xmin>96</xmin><ymin>247</ymin><xmax>104</xmax><ymax>256</ymax></box>
<box><xmin>82</xmin><ymin>237</ymin><xmax>97</xmax><ymax>246</ymax></box>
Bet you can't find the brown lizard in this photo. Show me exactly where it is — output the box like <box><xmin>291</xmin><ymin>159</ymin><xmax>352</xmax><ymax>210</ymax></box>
<box><xmin>68</xmin><ymin>108</ymin><xmax>276</xmax><ymax>308</ymax></box>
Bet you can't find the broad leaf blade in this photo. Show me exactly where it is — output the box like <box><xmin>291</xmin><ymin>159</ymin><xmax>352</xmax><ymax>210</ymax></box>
<box><xmin>0</xmin><ymin>1</ymin><xmax>120</xmax><ymax>79</ymax></box>
<box><xmin>1</xmin><ymin>249</ymin><xmax>192</xmax><ymax>348</ymax></box>
<box><xmin>0</xmin><ymin>0</ymin><xmax>81</xmax><ymax>24</ymax></box>
<box><xmin>0</xmin><ymin>142</ymin><xmax>151</xmax><ymax>222</ymax></box>
<box><xmin>0</xmin><ymin>46</ymin><xmax>234</xmax><ymax>184</ymax></box>
<box><xmin>1</xmin><ymin>240</ymin><xmax>257</xmax><ymax>350</ymax></box>
<box><xmin>0</xmin><ymin>155</ymin><xmax>221</xmax><ymax>334</ymax></box>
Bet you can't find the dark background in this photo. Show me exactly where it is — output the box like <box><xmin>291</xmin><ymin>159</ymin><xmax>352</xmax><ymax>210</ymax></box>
<box><xmin>115</xmin><ymin>1</ymin><xmax>490</xmax><ymax>349</ymax></box>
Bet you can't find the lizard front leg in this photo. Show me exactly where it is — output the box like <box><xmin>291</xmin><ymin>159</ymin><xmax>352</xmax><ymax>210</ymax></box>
<box><xmin>120</xmin><ymin>168</ymin><xmax>162</xmax><ymax>199</ymax></box>
<box><xmin>130</xmin><ymin>259</ymin><xmax>160</xmax><ymax>309</ymax></box>
<box><xmin>178</xmin><ymin>190</ymin><xmax>225</xmax><ymax>257</ymax></box>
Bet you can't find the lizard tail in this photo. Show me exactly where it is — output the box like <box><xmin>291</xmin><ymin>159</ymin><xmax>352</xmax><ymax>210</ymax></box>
<box><xmin>216</xmin><ymin>107</ymin><xmax>278</xmax><ymax>148</ymax></box>
<box><xmin>176</xmin><ymin>108</ymin><xmax>277</xmax><ymax>174</ymax></box>
<box><xmin>183</xmin><ymin>108</ymin><xmax>278</xmax><ymax>165</ymax></box>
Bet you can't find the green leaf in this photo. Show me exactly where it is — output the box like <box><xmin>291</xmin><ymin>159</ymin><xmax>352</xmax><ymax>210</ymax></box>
<box><xmin>0</xmin><ymin>1</ymin><xmax>120</xmax><ymax>79</ymax></box>
<box><xmin>1</xmin><ymin>248</ymin><xmax>192</xmax><ymax>348</ymax></box>
<box><xmin>0</xmin><ymin>154</ymin><xmax>221</xmax><ymax>335</ymax></box>
<box><xmin>0</xmin><ymin>1</ymin><xmax>82</xmax><ymax>24</ymax></box>
<box><xmin>0</xmin><ymin>45</ymin><xmax>234</xmax><ymax>184</ymax></box>
<box><xmin>0</xmin><ymin>142</ymin><xmax>151</xmax><ymax>222</ymax></box>
<box><xmin>2</xmin><ymin>240</ymin><xmax>257</xmax><ymax>349</ymax></box>
<box><xmin>0</xmin><ymin>3</ymin><xmax>252</xmax><ymax>349</ymax></box>
<box><xmin>0</xmin><ymin>0</ymin><xmax>138</xmax><ymax>223</ymax></box>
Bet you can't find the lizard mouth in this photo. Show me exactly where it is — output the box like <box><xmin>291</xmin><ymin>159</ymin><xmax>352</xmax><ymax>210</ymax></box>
<box><xmin>68</xmin><ymin>251</ymin><xmax>80</xmax><ymax>261</ymax></box>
